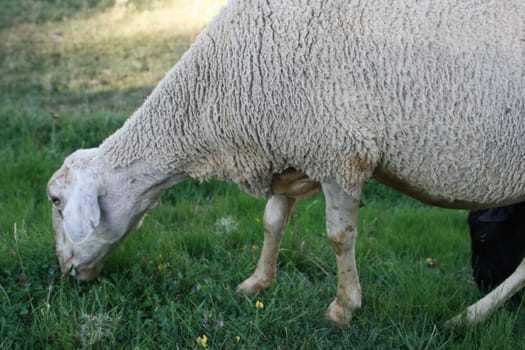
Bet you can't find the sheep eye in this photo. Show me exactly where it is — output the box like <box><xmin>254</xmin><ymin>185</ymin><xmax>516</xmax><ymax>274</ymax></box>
<box><xmin>51</xmin><ymin>197</ymin><xmax>61</xmax><ymax>207</ymax></box>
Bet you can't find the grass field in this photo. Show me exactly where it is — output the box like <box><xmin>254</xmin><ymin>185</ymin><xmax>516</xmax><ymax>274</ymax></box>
<box><xmin>1</xmin><ymin>1</ymin><xmax>524</xmax><ymax>349</ymax></box>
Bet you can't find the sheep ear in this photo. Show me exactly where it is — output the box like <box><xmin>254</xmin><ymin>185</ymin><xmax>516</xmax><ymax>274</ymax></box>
<box><xmin>62</xmin><ymin>172</ymin><xmax>101</xmax><ymax>243</ymax></box>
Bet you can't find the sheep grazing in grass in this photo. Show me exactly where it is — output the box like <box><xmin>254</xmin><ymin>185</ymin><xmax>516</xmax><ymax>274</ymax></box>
<box><xmin>47</xmin><ymin>0</ymin><xmax>525</xmax><ymax>327</ymax></box>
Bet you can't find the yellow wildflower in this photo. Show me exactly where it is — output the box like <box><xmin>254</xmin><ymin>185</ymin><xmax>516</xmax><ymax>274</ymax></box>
<box><xmin>425</xmin><ymin>257</ymin><xmax>436</xmax><ymax>268</ymax></box>
<box><xmin>255</xmin><ymin>300</ymin><xmax>264</xmax><ymax>309</ymax></box>
<box><xmin>255</xmin><ymin>217</ymin><xmax>261</xmax><ymax>223</ymax></box>
<box><xmin>196</xmin><ymin>334</ymin><xmax>208</xmax><ymax>348</ymax></box>
<box><xmin>251</xmin><ymin>244</ymin><xmax>258</xmax><ymax>250</ymax></box>
<box><xmin>157</xmin><ymin>262</ymin><xmax>168</xmax><ymax>271</ymax></box>
<box><xmin>236</xmin><ymin>336</ymin><xmax>241</xmax><ymax>342</ymax></box>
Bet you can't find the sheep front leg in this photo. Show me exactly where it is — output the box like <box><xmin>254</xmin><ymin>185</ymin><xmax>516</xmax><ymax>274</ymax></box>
<box><xmin>447</xmin><ymin>257</ymin><xmax>525</xmax><ymax>326</ymax></box>
<box><xmin>322</xmin><ymin>182</ymin><xmax>362</xmax><ymax>327</ymax></box>
<box><xmin>237</xmin><ymin>194</ymin><xmax>295</xmax><ymax>294</ymax></box>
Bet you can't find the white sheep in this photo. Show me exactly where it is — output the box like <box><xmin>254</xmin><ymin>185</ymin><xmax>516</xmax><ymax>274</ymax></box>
<box><xmin>47</xmin><ymin>0</ymin><xmax>525</xmax><ymax>327</ymax></box>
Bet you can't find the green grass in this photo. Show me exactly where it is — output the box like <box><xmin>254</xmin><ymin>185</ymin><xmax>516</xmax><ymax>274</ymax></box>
<box><xmin>1</xmin><ymin>1</ymin><xmax>525</xmax><ymax>349</ymax></box>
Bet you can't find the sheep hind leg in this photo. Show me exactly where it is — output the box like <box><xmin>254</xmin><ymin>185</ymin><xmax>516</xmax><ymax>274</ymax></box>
<box><xmin>322</xmin><ymin>181</ymin><xmax>362</xmax><ymax>327</ymax></box>
<box><xmin>237</xmin><ymin>194</ymin><xmax>296</xmax><ymax>295</ymax></box>
<box><xmin>446</xmin><ymin>257</ymin><xmax>525</xmax><ymax>327</ymax></box>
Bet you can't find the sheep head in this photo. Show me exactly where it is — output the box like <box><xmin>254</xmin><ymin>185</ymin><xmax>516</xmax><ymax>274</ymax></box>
<box><xmin>47</xmin><ymin>148</ymin><xmax>183</xmax><ymax>281</ymax></box>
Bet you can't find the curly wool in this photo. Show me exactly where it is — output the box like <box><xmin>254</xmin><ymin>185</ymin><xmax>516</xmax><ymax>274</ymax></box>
<box><xmin>101</xmin><ymin>0</ymin><xmax>525</xmax><ymax>206</ymax></box>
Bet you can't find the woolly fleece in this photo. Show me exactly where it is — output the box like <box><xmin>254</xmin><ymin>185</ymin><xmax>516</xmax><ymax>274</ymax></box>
<box><xmin>101</xmin><ymin>0</ymin><xmax>525</xmax><ymax>207</ymax></box>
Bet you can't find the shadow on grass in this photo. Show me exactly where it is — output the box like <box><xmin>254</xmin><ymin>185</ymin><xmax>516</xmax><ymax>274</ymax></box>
<box><xmin>2</xmin><ymin>84</ymin><xmax>156</xmax><ymax>118</ymax></box>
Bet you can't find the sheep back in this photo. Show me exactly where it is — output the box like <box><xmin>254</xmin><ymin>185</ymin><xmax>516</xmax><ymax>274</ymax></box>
<box><xmin>101</xmin><ymin>0</ymin><xmax>525</xmax><ymax>204</ymax></box>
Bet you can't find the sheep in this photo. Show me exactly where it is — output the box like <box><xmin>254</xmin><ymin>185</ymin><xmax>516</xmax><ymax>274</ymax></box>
<box><xmin>469</xmin><ymin>202</ymin><xmax>525</xmax><ymax>292</ymax></box>
<box><xmin>47</xmin><ymin>0</ymin><xmax>525</xmax><ymax>327</ymax></box>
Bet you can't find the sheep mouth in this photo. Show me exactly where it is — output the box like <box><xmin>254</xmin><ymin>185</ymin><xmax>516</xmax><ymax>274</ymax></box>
<box><xmin>60</xmin><ymin>259</ymin><xmax>104</xmax><ymax>282</ymax></box>
<box><xmin>60</xmin><ymin>265</ymin><xmax>77</xmax><ymax>281</ymax></box>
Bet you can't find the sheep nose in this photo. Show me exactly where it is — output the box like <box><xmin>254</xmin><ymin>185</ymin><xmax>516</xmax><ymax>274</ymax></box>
<box><xmin>59</xmin><ymin>258</ymin><xmax>74</xmax><ymax>280</ymax></box>
<box><xmin>56</xmin><ymin>239</ymin><xmax>72</xmax><ymax>272</ymax></box>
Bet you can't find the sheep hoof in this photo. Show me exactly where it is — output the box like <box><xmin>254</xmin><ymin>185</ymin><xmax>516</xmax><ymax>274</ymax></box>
<box><xmin>445</xmin><ymin>309</ymin><xmax>482</xmax><ymax>329</ymax></box>
<box><xmin>444</xmin><ymin>313</ymin><xmax>471</xmax><ymax>329</ymax></box>
<box><xmin>444</xmin><ymin>315</ymin><xmax>460</xmax><ymax>329</ymax></box>
<box><xmin>325</xmin><ymin>299</ymin><xmax>352</xmax><ymax>328</ymax></box>
<box><xmin>237</xmin><ymin>276</ymin><xmax>271</xmax><ymax>295</ymax></box>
